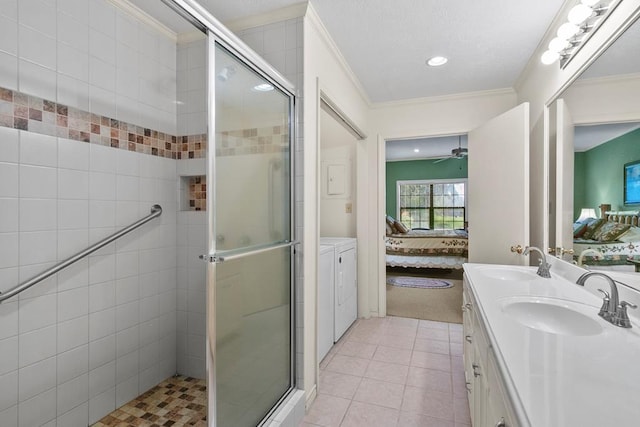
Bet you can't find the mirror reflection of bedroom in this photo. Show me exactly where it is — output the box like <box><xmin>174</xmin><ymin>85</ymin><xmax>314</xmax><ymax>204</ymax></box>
<box><xmin>570</xmin><ymin>123</ymin><xmax>640</xmax><ymax>270</ymax></box>
<box><xmin>385</xmin><ymin>135</ymin><xmax>468</xmax><ymax>323</ymax></box>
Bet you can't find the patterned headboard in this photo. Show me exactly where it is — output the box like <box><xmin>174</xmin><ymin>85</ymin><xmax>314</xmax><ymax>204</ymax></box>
<box><xmin>604</xmin><ymin>211</ymin><xmax>640</xmax><ymax>226</ymax></box>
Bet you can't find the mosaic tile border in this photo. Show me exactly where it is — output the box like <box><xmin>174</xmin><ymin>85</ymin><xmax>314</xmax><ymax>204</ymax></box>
<box><xmin>0</xmin><ymin>87</ymin><xmax>289</xmax><ymax>160</ymax></box>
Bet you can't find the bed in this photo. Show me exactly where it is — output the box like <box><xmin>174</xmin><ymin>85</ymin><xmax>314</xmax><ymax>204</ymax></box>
<box><xmin>385</xmin><ymin>229</ymin><xmax>468</xmax><ymax>270</ymax></box>
<box><xmin>573</xmin><ymin>210</ymin><xmax>640</xmax><ymax>270</ymax></box>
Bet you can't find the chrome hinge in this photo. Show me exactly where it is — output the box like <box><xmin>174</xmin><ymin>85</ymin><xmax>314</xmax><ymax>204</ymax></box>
<box><xmin>199</xmin><ymin>254</ymin><xmax>223</xmax><ymax>263</ymax></box>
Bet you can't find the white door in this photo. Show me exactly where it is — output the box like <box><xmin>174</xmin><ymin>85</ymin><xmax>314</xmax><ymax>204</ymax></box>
<box><xmin>555</xmin><ymin>99</ymin><xmax>575</xmax><ymax>261</ymax></box>
<box><xmin>468</xmin><ymin>103</ymin><xmax>530</xmax><ymax>264</ymax></box>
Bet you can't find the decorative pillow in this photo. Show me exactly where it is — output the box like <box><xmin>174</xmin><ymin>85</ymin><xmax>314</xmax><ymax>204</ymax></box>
<box><xmin>385</xmin><ymin>215</ymin><xmax>398</xmax><ymax>233</ymax></box>
<box><xmin>394</xmin><ymin>220</ymin><xmax>409</xmax><ymax>234</ymax></box>
<box><xmin>618</xmin><ymin>226</ymin><xmax>640</xmax><ymax>243</ymax></box>
<box><xmin>385</xmin><ymin>222</ymin><xmax>394</xmax><ymax>235</ymax></box>
<box><xmin>581</xmin><ymin>219</ymin><xmax>605</xmax><ymax>240</ymax></box>
<box><xmin>573</xmin><ymin>222</ymin><xmax>588</xmax><ymax>238</ymax></box>
<box><xmin>594</xmin><ymin>222</ymin><xmax>631</xmax><ymax>242</ymax></box>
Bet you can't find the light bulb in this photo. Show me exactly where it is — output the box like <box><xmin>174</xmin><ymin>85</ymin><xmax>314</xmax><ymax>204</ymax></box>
<box><xmin>568</xmin><ymin>4</ymin><xmax>593</xmax><ymax>25</ymax></box>
<box><xmin>557</xmin><ymin>22</ymin><xmax>580</xmax><ymax>39</ymax></box>
<box><xmin>581</xmin><ymin>0</ymin><xmax>599</xmax><ymax>6</ymax></box>
<box><xmin>541</xmin><ymin>50</ymin><xmax>560</xmax><ymax>65</ymax></box>
<box><xmin>548</xmin><ymin>37</ymin><xmax>570</xmax><ymax>53</ymax></box>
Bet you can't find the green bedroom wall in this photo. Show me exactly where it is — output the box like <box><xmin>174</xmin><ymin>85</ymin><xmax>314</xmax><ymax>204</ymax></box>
<box><xmin>574</xmin><ymin>127</ymin><xmax>640</xmax><ymax>219</ymax></box>
<box><xmin>386</xmin><ymin>158</ymin><xmax>468</xmax><ymax>217</ymax></box>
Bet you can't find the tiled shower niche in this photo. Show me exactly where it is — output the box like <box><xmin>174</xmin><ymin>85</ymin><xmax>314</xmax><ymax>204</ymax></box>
<box><xmin>180</xmin><ymin>175</ymin><xmax>207</xmax><ymax>211</ymax></box>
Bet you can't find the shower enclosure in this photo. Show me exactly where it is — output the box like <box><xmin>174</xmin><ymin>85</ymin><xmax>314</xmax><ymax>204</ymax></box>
<box><xmin>210</xmin><ymin>42</ymin><xmax>295</xmax><ymax>426</ymax></box>
<box><xmin>0</xmin><ymin>0</ymin><xmax>297</xmax><ymax>425</ymax></box>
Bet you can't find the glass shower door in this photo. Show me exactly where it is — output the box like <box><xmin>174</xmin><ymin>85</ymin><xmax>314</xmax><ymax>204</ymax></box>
<box><xmin>207</xmin><ymin>40</ymin><xmax>295</xmax><ymax>427</ymax></box>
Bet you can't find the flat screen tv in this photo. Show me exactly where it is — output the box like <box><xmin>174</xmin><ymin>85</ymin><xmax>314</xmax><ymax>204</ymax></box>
<box><xmin>624</xmin><ymin>160</ymin><xmax>640</xmax><ymax>205</ymax></box>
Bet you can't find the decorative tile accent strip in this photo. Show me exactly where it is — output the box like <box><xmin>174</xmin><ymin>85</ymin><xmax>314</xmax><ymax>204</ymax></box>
<box><xmin>217</xmin><ymin>126</ymin><xmax>289</xmax><ymax>156</ymax></box>
<box><xmin>189</xmin><ymin>176</ymin><xmax>206</xmax><ymax>211</ymax></box>
<box><xmin>0</xmin><ymin>87</ymin><xmax>290</xmax><ymax>160</ymax></box>
<box><xmin>93</xmin><ymin>375</ymin><xmax>207</xmax><ymax>427</ymax></box>
<box><xmin>0</xmin><ymin>86</ymin><xmax>207</xmax><ymax>159</ymax></box>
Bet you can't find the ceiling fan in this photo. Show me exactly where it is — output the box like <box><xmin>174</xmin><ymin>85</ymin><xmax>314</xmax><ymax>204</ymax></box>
<box><xmin>434</xmin><ymin>135</ymin><xmax>468</xmax><ymax>163</ymax></box>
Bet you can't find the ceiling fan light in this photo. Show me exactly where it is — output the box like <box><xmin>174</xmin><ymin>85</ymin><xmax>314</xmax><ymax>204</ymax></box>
<box><xmin>557</xmin><ymin>22</ymin><xmax>580</xmax><ymax>39</ymax></box>
<box><xmin>568</xmin><ymin>4</ymin><xmax>593</xmax><ymax>25</ymax></box>
<box><xmin>548</xmin><ymin>37</ymin><xmax>570</xmax><ymax>53</ymax></box>
<box><xmin>541</xmin><ymin>50</ymin><xmax>560</xmax><ymax>65</ymax></box>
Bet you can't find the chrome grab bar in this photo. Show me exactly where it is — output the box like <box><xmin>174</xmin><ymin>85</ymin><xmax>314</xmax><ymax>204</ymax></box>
<box><xmin>0</xmin><ymin>204</ymin><xmax>163</xmax><ymax>303</ymax></box>
<box><xmin>200</xmin><ymin>240</ymin><xmax>298</xmax><ymax>264</ymax></box>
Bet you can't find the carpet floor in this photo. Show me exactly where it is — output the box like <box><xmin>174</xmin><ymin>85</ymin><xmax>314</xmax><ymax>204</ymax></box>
<box><xmin>386</xmin><ymin>268</ymin><xmax>463</xmax><ymax>324</ymax></box>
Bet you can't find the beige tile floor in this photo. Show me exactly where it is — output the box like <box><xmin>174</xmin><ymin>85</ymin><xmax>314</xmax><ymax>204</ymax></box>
<box><xmin>301</xmin><ymin>316</ymin><xmax>470</xmax><ymax>427</ymax></box>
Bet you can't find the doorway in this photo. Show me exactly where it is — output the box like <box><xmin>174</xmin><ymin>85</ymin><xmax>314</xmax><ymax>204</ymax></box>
<box><xmin>383</xmin><ymin>135</ymin><xmax>469</xmax><ymax>323</ymax></box>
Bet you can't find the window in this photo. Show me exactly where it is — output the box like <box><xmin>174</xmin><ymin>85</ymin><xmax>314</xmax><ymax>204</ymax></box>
<box><xmin>397</xmin><ymin>179</ymin><xmax>467</xmax><ymax>230</ymax></box>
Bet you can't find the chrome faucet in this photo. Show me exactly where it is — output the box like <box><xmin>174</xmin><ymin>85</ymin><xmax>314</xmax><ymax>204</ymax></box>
<box><xmin>576</xmin><ymin>271</ymin><xmax>637</xmax><ymax>328</ymax></box>
<box><xmin>577</xmin><ymin>248</ymin><xmax>604</xmax><ymax>267</ymax></box>
<box><xmin>523</xmin><ymin>246</ymin><xmax>551</xmax><ymax>278</ymax></box>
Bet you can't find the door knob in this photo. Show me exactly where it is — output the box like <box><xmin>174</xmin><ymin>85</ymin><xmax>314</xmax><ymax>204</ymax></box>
<box><xmin>510</xmin><ymin>245</ymin><xmax>523</xmax><ymax>254</ymax></box>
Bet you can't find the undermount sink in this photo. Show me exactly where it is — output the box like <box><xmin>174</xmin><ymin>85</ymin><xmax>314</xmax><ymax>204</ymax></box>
<box><xmin>499</xmin><ymin>297</ymin><xmax>603</xmax><ymax>336</ymax></box>
<box><xmin>479</xmin><ymin>267</ymin><xmax>538</xmax><ymax>281</ymax></box>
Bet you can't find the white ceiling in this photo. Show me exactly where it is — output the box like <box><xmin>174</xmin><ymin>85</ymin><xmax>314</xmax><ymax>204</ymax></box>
<box><xmin>132</xmin><ymin>0</ymin><xmax>565</xmax><ymax>103</ymax></box>
<box><xmin>386</xmin><ymin>135</ymin><xmax>467</xmax><ymax>161</ymax></box>
<box><xmin>575</xmin><ymin>123</ymin><xmax>640</xmax><ymax>152</ymax></box>
<box><xmin>307</xmin><ymin>0</ymin><xmax>565</xmax><ymax>102</ymax></box>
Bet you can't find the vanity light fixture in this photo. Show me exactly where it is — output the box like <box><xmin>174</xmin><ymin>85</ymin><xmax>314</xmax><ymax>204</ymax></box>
<box><xmin>540</xmin><ymin>0</ymin><xmax>618</xmax><ymax>67</ymax></box>
<box><xmin>426</xmin><ymin>56</ymin><xmax>448</xmax><ymax>67</ymax></box>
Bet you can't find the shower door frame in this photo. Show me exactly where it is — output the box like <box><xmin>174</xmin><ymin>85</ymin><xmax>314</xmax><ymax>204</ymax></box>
<box><xmin>165</xmin><ymin>1</ymin><xmax>298</xmax><ymax>426</ymax></box>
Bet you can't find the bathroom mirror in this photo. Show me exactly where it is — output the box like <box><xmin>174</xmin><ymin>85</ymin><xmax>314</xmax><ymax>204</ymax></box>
<box><xmin>549</xmin><ymin>15</ymin><xmax>640</xmax><ymax>271</ymax></box>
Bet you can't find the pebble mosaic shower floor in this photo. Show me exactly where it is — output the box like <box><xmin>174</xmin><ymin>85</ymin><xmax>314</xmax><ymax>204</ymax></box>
<box><xmin>92</xmin><ymin>376</ymin><xmax>207</xmax><ymax>427</ymax></box>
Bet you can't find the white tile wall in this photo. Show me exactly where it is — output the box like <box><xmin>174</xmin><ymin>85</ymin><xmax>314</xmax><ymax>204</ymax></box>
<box><xmin>177</xmin><ymin>39</ymin><xmax>207</xmax><ymax>136</ymax></box>
<box><xmin>1</xmin><ymin>0</ymin><xmax>178</xmax><ymax>134</ymax></box>
<box><xmin>0</xmin><ymin>131</ymin><xmax>179</xmax><ymax>426</ymax></box>
<box><xmin>177</xmin><ymin>207</ymin><xmax>207</xmax><ymax>379</ymax></box>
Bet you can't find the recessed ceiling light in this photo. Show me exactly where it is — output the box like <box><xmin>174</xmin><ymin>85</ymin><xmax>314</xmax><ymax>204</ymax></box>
<box><xmin>253</xmin><ymin>83</ymin><xmax>274</xmax><ymax>92</ymax></box>
<box><xmin>426</xmin><ymin>56</ymin><xmax>448</xmax><ymax>67</ymax></box>
<box><xmin>414</xmin><ymin>148</ymin><xmax>420</xmax><ymax>153</ymax></box>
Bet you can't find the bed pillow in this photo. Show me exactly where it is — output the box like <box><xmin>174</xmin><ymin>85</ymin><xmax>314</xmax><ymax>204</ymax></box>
<box><xmin>385</xmin><ymin>215</ymin><xmax>398</xmax><ymax>233</ymax></box>
<box><xmin>573</xmin><ymin>222</ymin><xmax>588</xmax><ymax>238</ymax></box>
<box><xmin>618</xmin><ymin>226</ymin><xmax>640</xmax><ymax>243</ymax></box>
<box><xmin>581</xmin><ymin>219</ymin><xmax>605</xmax><ymax>240</ymax></box>
<box><xmin>385</xmin><ymin>222</ymin><xmax>394</xmax><ymax>235</ymax></box>
<box><xmin>394</xmin><ymin>220</ymin><xmax>409</xmax><ymax>234</ymax></box>
<box><xmin>594</xmin><ymin>222</ymin><xmax>631</xmax><ymax>242</ymax></box>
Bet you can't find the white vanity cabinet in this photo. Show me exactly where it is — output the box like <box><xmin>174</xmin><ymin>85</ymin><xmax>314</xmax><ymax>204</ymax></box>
<box><xmin>463</xmin><ymin>275</ymin><xmax>518</xmax><ymax>427</ymax></box>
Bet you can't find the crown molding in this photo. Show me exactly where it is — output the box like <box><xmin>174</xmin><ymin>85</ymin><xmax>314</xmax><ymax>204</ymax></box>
<box><xmin>107</xmin><ymin>0</ymin><xmax>177</xmax><ymax>41</ymax></box>
<box><xmin>570</xmin><ymin>71</ymin><xmax>640</xmax><ymax>88</ymax></box>
<box><xmin>370</xmin><ymin>87</ymin><xmax>516</xmax><ymax>110</ymax></box>
<box><xmin>224</xmin><ymin>2</ymin><xmax>308</xmax><ymax>32</ymax></box>
<box><xmin>305</xmin><ymin>3</ymin><xmax>372</xmax><ymax>106</ymax></box>
<box><xmin>177</xmin><ymin>30</ymin><xmax>206</xmax><ymax>44</ymax></box>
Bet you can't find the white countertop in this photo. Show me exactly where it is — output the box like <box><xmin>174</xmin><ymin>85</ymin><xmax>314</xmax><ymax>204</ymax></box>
<box><xmin>464</xmin><ymin>263</ymin><xmax>640</xmax><ymax>427</ymax></box>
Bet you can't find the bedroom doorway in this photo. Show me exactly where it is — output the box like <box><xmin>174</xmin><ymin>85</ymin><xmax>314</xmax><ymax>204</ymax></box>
<box><xmin>384</xmin><ymin>135</ymin><xmax>469</xmax><ymax>323</ymax></box>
